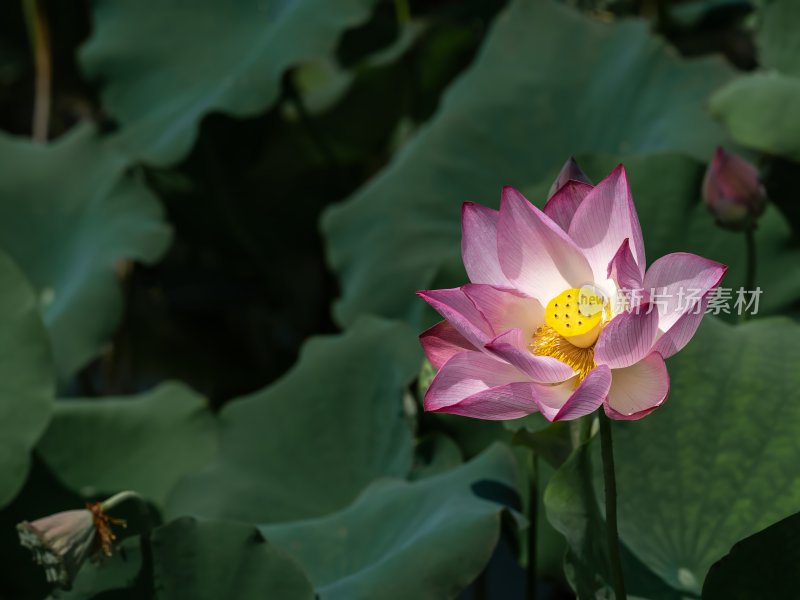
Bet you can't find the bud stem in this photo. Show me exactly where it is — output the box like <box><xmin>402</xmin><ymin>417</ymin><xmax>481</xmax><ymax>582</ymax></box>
<box><xmin>742</xmin><ymin>228</ymin><xmax>756</xmax><ymax>322</ymax></box>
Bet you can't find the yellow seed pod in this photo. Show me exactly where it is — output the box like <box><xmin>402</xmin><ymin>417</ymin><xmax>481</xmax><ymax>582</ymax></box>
<box><xmin>544</xmin><ymin>287</ymin><xmax>605</xmax><ymax>348</ymax></box>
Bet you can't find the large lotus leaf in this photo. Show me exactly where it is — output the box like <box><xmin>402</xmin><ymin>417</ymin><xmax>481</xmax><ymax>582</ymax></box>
<box><xmin>322</xmin><ymin>0</ymin><xmax>732</xmax><ymax>327</ymax></box>
<box><xmin>0</xmin><ymin>252</ymin><xmax>54</xmax><ymax>508</ymax></box>
<box><xmin>0</xmin><ymin>126</ymin><xmax>171</xmax><ymax>378</ymax></box>
<box><xmin>167</xmin><ymin>316</ymin><xmax>419</xmax><ymax>523</ymax></box>
<box><xmin>702</xmin><ymin>511</ymin><xmax>800</xmax><ymax>600</ymax></box>
<box><xmin>260</xmin><ymin>444</ymin><xmax>520</xmax><ymax>600</ymax></box>
<box><xmin>80</xmin><ymin>0</ymin><xmax>380</xmax><ymax>165</ymax></box>
<box><xmin>710</xmin><ymin>72</ymin><xmax>800</xmax><ymax>161</ymax></box>
<box><xmin>756</xmin><ymin>0</ymin><xmax>800</xmax><ymax>77</ymax></box>
<box><xmin>598</xmin><ymin>317</ymin><xmax>800</xmax><ymax>595</ymax></box>
<box><xmin>152</xmin><ymin>518</ymin><xmax>315</xmax><ymax>600</ymax></box>
<box><xmin>563</xmin><ymin>154</ymin><xmax>800</xmax><ymax>315</ymax></box>
<box><xmin>35</xmin><ymin>382</ymin><xmax>216</xmax><ymax>509</ymax></box>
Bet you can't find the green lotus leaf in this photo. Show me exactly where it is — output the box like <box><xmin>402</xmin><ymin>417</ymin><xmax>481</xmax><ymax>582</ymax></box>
<box><xmin>0</xmin><ymin>125</ymin><xmax>171</xmax><ymax>378</ymax></box>
<box><xmin>80</xmin><ymin>0</ymin><xmax>381</xmax><ymax>164</ymax></box>
<box><xmin>153</xmin><ymin>518</ymin><xmax>315</xmax><ymax>600</ymax></box>
<box><xmin>261</xmin><ymin>444</ymin><xmax>520</xmax><ymax>600</ymax></box>
<box><xmin>710</xmin><ymin>72</ymin><xmax>800</xmax><ymax>161</ymax></box>
<box><xmin>167</xmin><ymin>316</ymin><xmax>420</xmax><ymax>523</ymax></box>
<box><xmin>36</xmin><ymin>382</ymin><xmax>217</xmax><ymax>509</ymax></box>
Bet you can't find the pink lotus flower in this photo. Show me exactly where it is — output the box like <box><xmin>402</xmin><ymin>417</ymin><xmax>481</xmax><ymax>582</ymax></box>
<box><xmin>418</xmin><ymin>161</ymin><xmax>726</xmax><ymax>421</ymax></box>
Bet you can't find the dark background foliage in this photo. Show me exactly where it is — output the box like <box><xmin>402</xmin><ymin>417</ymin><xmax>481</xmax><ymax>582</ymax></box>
<box><xmin>2</xmin><ymin>0</ymin><xmax>800</xmax><ymax>598</ymax></box>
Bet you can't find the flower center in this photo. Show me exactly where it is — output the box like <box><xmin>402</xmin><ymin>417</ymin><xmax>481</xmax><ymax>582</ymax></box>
<box><xmin>544</xmin><ymin>286</ymin><xmax>607</xmax><ymax>348</ymax></box>
<box><xmin>530</xmin><ymin>286</ymin><xmax>610</xmax><ymax>383</ymax></box>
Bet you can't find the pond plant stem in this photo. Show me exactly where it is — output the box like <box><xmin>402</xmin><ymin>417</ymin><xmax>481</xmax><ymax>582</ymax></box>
<box><xmin>599</xmin><ymin>411</ymin><xmax>627</xmax><ymax>600</ymax></box>
<box><xmin>22</xmin><ymin>0</ymin><xmax>51</xmax><ymax>142</ymax></box>
<box><xmin>527</xmin><ymin>451</ymin><xmax>538</xmax><ymax>600</ymax></box>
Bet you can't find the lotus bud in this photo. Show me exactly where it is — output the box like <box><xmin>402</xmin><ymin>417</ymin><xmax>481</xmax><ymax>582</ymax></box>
<box><xmin>702</xmin><ymin>147</ymin><xmax>766</xmax><ymax>231</ymax></box>
<box><xmin>548</xmin><ymin>156</ymin><xmax>592</xmax><ymax>198</ymax></box>
<box><xmin>17</xmin><ymin>492</ymin><xmax>136</xmax><ymax>589</ymax></box>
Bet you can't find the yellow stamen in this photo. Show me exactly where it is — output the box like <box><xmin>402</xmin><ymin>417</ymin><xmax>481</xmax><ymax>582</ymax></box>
<box><xmin>530</xmin><ymin>324</ymin><xmax>596</xmax><ymax>383</ymax></box>
<box><xmin>87</xmin><ymin>502</ymin><xmax>126</xmax><ymax>557</ymax></box>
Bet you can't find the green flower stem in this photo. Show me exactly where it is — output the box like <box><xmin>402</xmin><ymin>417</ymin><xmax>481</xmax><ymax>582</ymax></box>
<box><xmin>21</xmin><ymin>0</ymin><xmax>51</xmax><ymax>142</ymax></box>
<box><xmin>101</xmin><ymin>490</ymin><xmax>146</xmax><ymax>512</ymax></box>
<box><xmin>742</xmin><ymin>227</ymin><xmax>756</xmax><ymax>322</ymax></box>
<box><xmin>527</xmin><ymin>451</ymin><xmax>538</xmax><ymax>600</ymax></box>
<box><xmin>599</xmin><ymin>412</ymin><xmax>627</xmax><ymax>600</ymax></box>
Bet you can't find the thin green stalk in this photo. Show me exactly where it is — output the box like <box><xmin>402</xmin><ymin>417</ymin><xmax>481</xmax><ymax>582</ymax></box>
<box><xmin>22</xmin><ymin>0</ymin><xmax>51</xmax><ymax>142</ymax></box>
<box><xmin>101</xmin><ymin>490</ymin><xmax>146</xmax><ymax>512</ymax></box>
<box><xmin>599</xmin><ymin>412</ymin><xmax>626</xmax><ymax>600</ymax></box>
<box><xmin>527</xmin><ymin>451</ymin><xmax>538</xmax><ymax>600</ymax></box>
<box><xmin>394</xmin><ymin>0</ymin><xmax>411</xmax><ymax>24</ymax></box>
<box><xmin>742</xmin><ymin>227</ymin><xmax>756</xmax><ymax>322</ymax></box>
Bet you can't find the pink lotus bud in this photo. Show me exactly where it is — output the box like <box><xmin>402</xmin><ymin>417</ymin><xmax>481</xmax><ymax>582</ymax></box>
<box><xmin>17</xmin><ymin>500</ymin><xmax>127</xmax><ymax>589</ymax></box>
<box><xmin>702</xmin><ymin>147</ymin><xmax>766</xmax><ymax>231</ymax></box>
<box><xmin>548</xmin><ymin>156</ymin><xmax>592</xmax><ymax>198</ymax></box>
